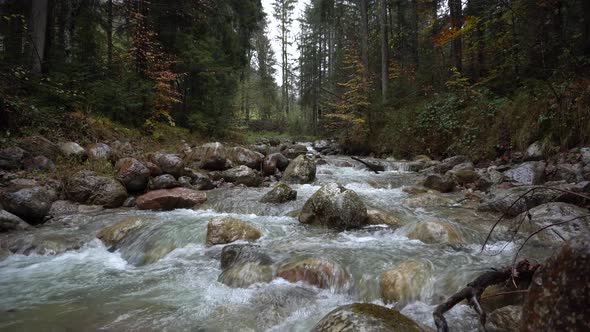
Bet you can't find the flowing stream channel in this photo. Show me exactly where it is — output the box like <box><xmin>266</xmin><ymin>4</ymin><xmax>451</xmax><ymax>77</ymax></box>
<box><xmin>0</xmin><ymin>155</ymin><xmax>552</xmax><ymax>331</ymax></box>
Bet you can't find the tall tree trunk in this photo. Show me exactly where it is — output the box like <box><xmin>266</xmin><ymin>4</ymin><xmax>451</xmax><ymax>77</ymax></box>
<box><xmin>107</xmin><ymin>0</ymin><xmax>113</xmax><ymax>71</ymax></box>
<box><xmin>30</xmin><ymin>0</ymin><xmax>49</xmax><ymax>74</ymax></box>
<box><xmin>380</xmin><ymin>0</ymin><xmax>389</xmax><ymax>103</ymax></box>
<box><xmin>449</xmin><ymin>0</ymin><xmax>463</xmax><ymax>72</ymax></box>
<box><xmin>359</xmin><ymin>0</ymin><xmax>369</xmax><ymax>71</ymax></box>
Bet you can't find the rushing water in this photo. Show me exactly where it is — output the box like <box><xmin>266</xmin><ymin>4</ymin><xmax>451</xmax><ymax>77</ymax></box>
<box><xmin>0</xmin><ymin>155</ymin><xmax>552</xmax><ymax>331</ymax></box>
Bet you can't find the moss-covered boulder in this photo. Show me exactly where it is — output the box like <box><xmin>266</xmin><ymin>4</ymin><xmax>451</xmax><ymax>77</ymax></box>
<box><xmin>206</xmin><ymin>217</ymin><xmax>262</xmax><ymax>246</ymax></box>
<box><xmin>260</xmin><ymin>183</ymin><xmax>297</xmax><ymax>203</ymax></box>
<box><xmin>299</xmin><ymin>183</ymin><xmax>367</xmax><ymax>230</ymax></box>
<box><xmin>311</xmin><ymin>303</ymin><xmax>431</xmax><ymax>332</ymax></box>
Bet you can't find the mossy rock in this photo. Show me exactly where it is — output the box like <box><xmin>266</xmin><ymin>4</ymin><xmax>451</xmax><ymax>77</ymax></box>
<box><xmin>311</xmin><ymin>303</ymin><xmax>431</xmax><ymax>332</ymax></box>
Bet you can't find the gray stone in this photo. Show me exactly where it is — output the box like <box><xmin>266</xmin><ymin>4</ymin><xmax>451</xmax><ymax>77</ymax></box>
<box><xmin>115</xmin><ymin>157</ymin><xmax>150</xmax><ymax>192</ymax></box>
<box><xmin>0</xmin><ymin>186</ymin><xmax>58</xmax><ymax>224</ymax></box>
<box><xmin>59</xmin><ymin>142</ymin><xmax>87</xmax><ymax>160</ymax></box>
<box><xmin>221</xmin><ymin>165</ymin><xmax>263</xmax><ymax>187</ymax></box>
<box><xmin>64</xmin><ymin>171</ymin><xmax>128</xmax><ymax>208</ymax></box>
<box><xmin>260</xmin><ymin>183</ymin><xmax>297</xmax><ymax>203</ymax></box>
<box><xmin>0</xmin><ymin>209</ymin><xmax>31</xmax><ymax>232</ymax></box>
<box><xmin>299</xmin><ymin>183</ymin><xmax>367</xmax><ymax>230</ymax></box>
<box><xmin>283</xmin><ymin>155</ymin><xmax>316</xmax><ymax>184</ymax></box>
<box><xmin>503</xmin><ymin>162</ymin><xmax>546</xmax><ymax>185</ymax></box>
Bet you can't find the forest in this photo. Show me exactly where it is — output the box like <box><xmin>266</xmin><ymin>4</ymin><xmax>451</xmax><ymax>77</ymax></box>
<box><xmin>1</xmin><ymin>0</ymin><xmax>588</xmax><ymax>159</ymax></box>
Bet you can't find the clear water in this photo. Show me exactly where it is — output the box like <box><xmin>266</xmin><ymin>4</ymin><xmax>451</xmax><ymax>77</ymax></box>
<box><xmin>0</xmin><ymin>156</ymin><xmax>552</xmax><ymax>331</ymax></box>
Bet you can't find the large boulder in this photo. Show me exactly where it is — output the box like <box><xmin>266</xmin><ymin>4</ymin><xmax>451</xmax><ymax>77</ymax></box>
<box><xmin>262</xmin><ymin>153</ymin><xmax>289</xmax><ymax>175</ymax></box>
<box><xmin>59</xmin><ymin>142</ymin><xmax>87</xmax><ymax>160</ymax></box>
<box><xmin>218</xmin><ymin>262</ymin><xmax>273</xmax><ymax>288</ymax></box>
<box><xmin>503</xmin><ymin>161</ymin><xmax>546</xmax><ymax>185</ymax></box>
<box><xmin>220</xmin><ymin>244</ymin><xmax>273</xmax><ymax>270</ymax></box>
<box><xmin>87</xmin><ymin>143</ymin><xmax>113</xmax><ymax>160</ymax></box>
<box><xmin>206</xmin><ymin>216</ymin><xmax>262</xmax><ymax>246</ymax></box>
<box><xmin>379</xmin><ymin>260</ymin><xmax>431</xmax><ymax>305</ymax></box>
<box><xmin>283</xmin><ymin>155</ymin><xmax>316</xmax><ymax>184</ymax></box>
<box><xmin>515</xmin><ymin>202</ymin><xmax>590</xmax><ymax>244</ymax></box>
<box><xmin>115</xmin><ymin>157</ymin><xmax>150</xmax><ymax>192</ymax></box>
<box><xmin>282</xmin><ymin>144</ymin><xmax>308</xmax><ymax>159</ymax></box>
<box><xmin>65</xmin><ymin>171</ymin><xmax>127</xmax><ymax>208</ymax></box>
<box><xmin>227</xmin><ymin>147</ymin><xmax>264</xmax><ymax>169</ymax></box>
<box><xmin>406</xmin><ymin>220</ymin><xmax>462</xmax><ymax>244</ymax></box>
<box><xmin>311</xmin><ymin>303</ymin><xmax>430</xmax><ymax>332</ymax></box>
<box><xmin>520</xmin><ymin>232</ymin><xmax>590</xmax><ymax>331</ymax></box>
<box><xmin>136</xmin><ymin>187</ymin><xmax>207</xmax><ymax>210</ymax></box>
<box><xmin>97</xmin><ymin>217</ymin><xmax>146</xmax><ymax>248</ymax></box>
<box><xmin>23</xmin><ymin>156</ymin><xmax>55</xmax><ymax>172</ymax></box>
<box><xmin>260</xmin><ymin>183</ymin><xmax>297</xmax><ymax>203</ymax></box>
<box><xmin>0</xmin><ymin>209</ymin><xmax>31</xmax><ymax>232</ymax></box>
<box><xmin>299</xmin><ymin>183</ymin><xmax>367</xmax><ymax>230</ymax></box>
<box><xmin>221</xmin><ymin>165</ymin><xmax>263</xmax><ymax>187</ymax></box>
<box><xmin>423</xmin><ymin>174</ymin><xmax>455</xmax><ymax>193</ymax></box>
<box><xmin>0</xmin><ymin>147</ymin><xmax>25</xmax><ymax>170</ymax></box>
<box><xmin>277</xmin><ymin>256</ymin><xmax>350</xmax><ymax>290</ymax></box>
<box><xmin>0</xmin><ymin>186</ymin><xmax>58</xmax><ymax>224</ymax></box>
<box><xmin>201</xmin><ymin>142</ymin><xmax>227</xmax><ymax>171</ymax></box>
<box><xmin>17</xmin><ymin>136</ymin><xmax>60</xmax><ymax>160</ymax></box>
<box><xmin>147</xmin><ymin>153</ymin><xmax>184</xmax><ymax>177</ymax></box>
<box><xmin>150</xmin><ymin>174</ymin><xmax>180</xmax><ymax>190</ymax></box>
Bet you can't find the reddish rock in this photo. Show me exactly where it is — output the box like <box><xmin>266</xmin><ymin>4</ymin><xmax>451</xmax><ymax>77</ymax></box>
<box><xmin>277</xmin><ymin>256</ymin><xmax>351</xmax><ymax>290</ymax></box>
<box><xmin>115</xmin><ymin>157</ymin><xmax>150</xmax><ymax>192</ymax></box>
<box><xmin>136</xmin><ymin>187</ymin><xmax>207</xmax><ymax>210</ymax></box>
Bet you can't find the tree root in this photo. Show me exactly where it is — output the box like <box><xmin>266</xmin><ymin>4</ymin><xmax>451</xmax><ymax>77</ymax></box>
<box><xmin>433</xmin><ymin>259</ymin><xmax>539</xmax><ymax>332</ymax></box>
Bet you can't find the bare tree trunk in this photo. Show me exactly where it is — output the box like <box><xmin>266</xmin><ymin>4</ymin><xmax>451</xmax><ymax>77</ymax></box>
<box><xmin>449</xmin><ymin>0</ymin><xmax>463</xmax><ymax>72</ymax></box>
<box><xmin>30</xmin><ymin>0</ymin><xmax>49</xmax><ymax>74</ymax></box>
<box><xmin>359</xmin><ymin>0</ymin><xmax>369</xmax><ymax>71</ymax></box>
<box><xmin>107</xmin><ymin>0</ymin><xmax>113</xmax><ymax>71</ymax></box>
<box><xmin>380</xmin><ymin>0</ymin><xmax>389</xmax><ymax>103</ymax></box>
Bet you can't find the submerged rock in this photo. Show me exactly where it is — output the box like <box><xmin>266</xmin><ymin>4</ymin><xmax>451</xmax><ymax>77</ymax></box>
<box><xmin>283</xmin><ymin>155</ymin><xmax>316</xmax><ymax>184</ymax></box>
<box><xmin>277</xmin><ymin>256</ymin><xmax>350</xmax><ymax>290</ymax></box>
<box><xmin>206</xmin><ymin>217</ymin><xmax>262</xmax><ymax>246</ymax></box>
<box><xmin>520</xmin><ymin>232</ymin><xmax>590</xmax><ymax>331</ymax></box>
<box><xmin>366</xmin><ymin>209</ymin><xmax>405</xmax><ymax>229</ymax></box>
<box><xmin>299</xmin><ymin>183</ymin><xmax>367</xmax><ymax>230</ymax></box>
<box><xmin>407</xmin><ymin>220</ymin><xmax>462</xmax><ymax>244</ymax></box>
<box><xmin>97</xmin><ymin>217</ymin><xmax>146</xmax><ymax>248</ymax></box>
<box><xmin>260</xmin><ymin>183</ymin><xmax>297</xmax><ymax>203</ymax></box>
<box><xmin>220</xmin><ymin>243</ymin><xmax>273</xmax><ymax>270</ymax></box>
<box><xmin>115</xmin><ymin>157</ymin><xmax>150</xmax><ymax>192</ymax></box>
<box><xmin>65</xmin><ymin>171</ymin><xmax>128</xmax><ymax>208</ymax></box>
<box><xmin>311</xmin><ymin>303</ymin><xmax>430</xmax><ymax>332</ymax></box>
<box><xmin>0</xmin><ymin>186</ymin><xmax>58</xmax><ymax>224</ymax></box>
<box><xmin>136</xmin><ymin>187</ymin><xmax>207</xmax><ymax>210</ymax></box>
<box><xmin>379</xmin><ymin>260</ymin><xmax>431</xmax><ymax>305</ymax></box>
<box><xmin>218</xmin><ymin>263</ymin><xmax>273</xmax><ymax>288</ymax></box>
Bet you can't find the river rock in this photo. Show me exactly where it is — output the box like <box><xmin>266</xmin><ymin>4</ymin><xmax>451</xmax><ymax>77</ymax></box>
<box><xmin>206</xmin><ymin>217</ymin><xmax>262</xmax><ymax>246</ymax></box>
<box><xmin>262</xmin><ymin>153</ymin><xmax>290</xmax><ymax>175</ymax></box>
<box><xmin>201</xmin><ymin>142</ymin><xmax>227</xmax><ymax>171</ymax></box>
<box><xmin>299</xmin><ymin>183</ymin><xmax>367</xmax><ymax>230</ymax></box>
<box><xmin>65</xmin><ymin>171</ymin><xmax>127</xmax><ymax>208</ymax></box>
<box><xmin>379</xmin><ymin>260</ymin><xmax>431</xmax><ymax>305</ymax></box>
<box><xmin>0</xmin><ymin>186</ymin><xmax>57</xmax><ymax>224</ymax></box>
<box><xmin>0</xmin><ymin>147</ymin><xmax>25</xmax><ymax>170</ymax></box>
<box><xmin>366</xmin><ymin>209</ymin><xmax>405</xmax><ymax>228</ymax></box>
<box><xmin>97</xmin><ymin>217</ymin><xmax>146</xmax><ymax>248</ymax></box>
<box><xmin>115</xmin><ymin>157</ymin><xmax>150</xmax><ymax>192</ymax></box>
<box><xmin>503</xmin><ymin>161</ymin><xmax>546</xmax><ymax>185</ymax></box>
<box><xmin>147</xmin><ymin>153</ymin><xmax>184</xmax><ymax>177</ymax></box>
<box><xmin>0</xmin><ymin>209</ymin><xmax>31</xmax><ymax>232</ymax></box>
<box><xmin>283</xmin><ymin>155</ymin><xmax>316</xmax><ymax>184</ymax></box>
<box><xmin>59</xmin><ymin>142</ymin><xmax>87</xmax><ymax>160</ymax></box>
<box><xmin>452</xmin><ymin>162</ymin><xmax>475</xmax><ymax>171</ymax></box>
<box><xmin>277</xmin><ymin>256</ymin><xmax>350</xmax><ymax>290</ymax></box>
<box><xmin>23</xmin><ymin>155</ymin><xmax>55</xmax><ymax>172</ymax></box>
<box><xmin>150</xmin><ymin>174</ymin><xmax>179</xmax><ymax>190</ymax></box>
<box><xmin>227</xmin><ymin>147</ymin><xmax>264</xmax><ymax>169</ymax></box>
<box><xmin>222</xmin><ymin>165</ymin><xmax>263</xmax><ymax>187</ymax></box>
<box><xmin>486</xmin><ymin>305</ymin><xmax>521</xmax><ymax>332</ymax></box>
<box><xmin>136</xmin><ymin>187</ymin><xmax>207</xmax><ymax>210</ymax></box>
<box><xmin>311</xmin><ymin>303</ymin><xmax>430</xmax><ymax>332</ymax></box>
<box><xmin>220</xmin><ymin>244</ymin><xmax>273</xmax><ymax>270</ymax></box>
<box><xmin>87</xmin><ymin>143</ymin><xmax>113</xmax><ymax>160</ymax></box>
<box><xmin>48</xmin><ymin>200</ymin><xmax>104</xmax><ymax>217</ymax></box>
<box><xmin>260</xmin><ymin>183</ymin><xmax>297</xmax><ymax>203</ymax></box>
<box><xmin>401</xmin><ymin>192</ymin><xmax>455</xmax><ymax>208</ymax></box>
<box><xmin>520</xmin><ymin>232</ymin><xmax>590</xmax><ymax>331</ymax></box>
<box><xmin>546</xmin><ymin>163</ymin><xmax>584</xmax><ymax>183</ymax></box>
<box><xmin>449</xmin><ymin>169</ymin><xmax>480</xmax><ymax>186</ymax></box>
<box><xmin>515</xmin><ymin>202</ymin><xmax>590</xmax><ymax>244</ymax></box>
<box><xmin>282</xmin><ymin>144</ymin><xmax>308</xmax><ymax>159</ymax></box>
<box><xmin>313</xmin><ymin>140</ymin><xmax>329</xmax><ymax>152</ymax></box>
<box><xmin>407</xmin><ymin>220</ymin><xmax>462</xmax><ymax>244</ymax></box>
<box><xmin>423</xmin><ymin>174</ymin><xmax>455</xmax><ymax>193</ymax></box>
<box><xmin>183</xmin><ymin>168</ymin><xmax>215</xmax><ymax>190</ymax></box>
<box><xmin>17</xmin><ymin>135</ymin><xmax>60</xmax><ymax>160</ymax></box>
<box><xmin>218</xmin><ymin>262</ymin><xmax>273</xmax><ymax>288</ymax></box>
<box><xmin>145</xmin><ymin>161</ymin><xmax>162</xmax><ymax>177</ymax></box>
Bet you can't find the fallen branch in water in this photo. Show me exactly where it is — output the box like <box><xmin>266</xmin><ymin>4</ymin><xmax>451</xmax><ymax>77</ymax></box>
<box><xmin>351</xmin><ymin>156</ymin><xmax>382</xmax><ymax>174</ymax></box>
<box><xmin>433</xmin><ymin>259</ymin><xmax>539</xmax><ymax>332</ymax></box>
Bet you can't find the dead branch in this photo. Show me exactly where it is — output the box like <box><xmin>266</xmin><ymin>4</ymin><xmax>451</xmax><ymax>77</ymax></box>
<box><xmin>351</xmin><ymin>156</ymin><xmax>383</xmax><ymax>174</ymax></box>
<box><xmin>433</xmin><ymin>260</ymin><xmax>539</xmax><ymax>332</ymax></box>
